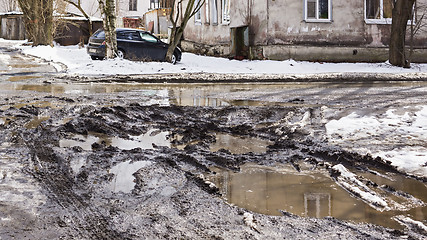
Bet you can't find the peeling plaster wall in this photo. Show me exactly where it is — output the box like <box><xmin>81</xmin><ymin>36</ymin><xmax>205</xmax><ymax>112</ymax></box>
<box><xmin>182</xmin><ymin>0</ymin><xmax>427</xmax><ymax>61</ymax></box>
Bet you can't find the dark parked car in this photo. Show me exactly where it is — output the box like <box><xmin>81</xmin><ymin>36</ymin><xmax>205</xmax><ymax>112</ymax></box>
<box><xmin>87</xmin><ymin>28</ymin><xmax>181</xmax><ymax>64</ymax></box>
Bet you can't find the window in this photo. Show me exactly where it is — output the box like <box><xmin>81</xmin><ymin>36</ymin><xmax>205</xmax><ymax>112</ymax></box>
<box><xmin>365</xmin><ymin>0</ymin><xmax>393</xmax><ymax>24</ymax></box>
<box><xmin>304</xmin><ymin>0</ymin><xmax>331</xmax><ymax>22</ymax></box>
<box><xmin>222</xmin><ymin>0</ymin><xmax>230</xmax><ymax>24</ymax></box>
<box><xmin>140</xmin><ymin>33</ymin><xmax>159</xmax><ymax>43</ymax></box>
<box><xmin>211</xmin><ymin>0</ymin><xmax>218</xmax><ymax>25</ymax></box>
<box><xmin>195</xmin><ymin>0</ymin><xmax>202</xmax><ymax>24</ymax></box>
<box><xmin>150</xmin><ymin>0</ymin><xmax>159</xmax><ymax>9</ymax></box>
<box><xmin>205</xmin><ymin>0</ymin><xmax>210</xmax><ymax>24</ymax></box>
<box><xmin>129</xmin><ymin>0</ymin><xmax>137</xmax><ymax>11</ymax></box>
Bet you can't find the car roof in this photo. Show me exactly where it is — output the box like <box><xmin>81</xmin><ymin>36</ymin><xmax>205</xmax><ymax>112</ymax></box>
<box><xmin>116</xmin><ymin>28</ymin><xmax>148</xmax><ymax>33</ymax></box>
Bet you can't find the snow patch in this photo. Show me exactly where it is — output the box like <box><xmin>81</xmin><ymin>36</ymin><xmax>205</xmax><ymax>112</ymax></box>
<box><xmin>326</xmin><ymin>106</ymin><xmax>427</xmax><ymax>177</ymax></box>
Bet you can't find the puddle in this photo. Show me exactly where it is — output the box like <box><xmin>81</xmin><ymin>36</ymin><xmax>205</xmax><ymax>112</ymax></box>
<box><xmin>109</xmin><ymin>160</ymin><xmax>153</xmax><ymax>193</ymax></box>
<box><xmin>210</xmin><ymin>133</ymin><xmax>272</xmax><ymax>154</ymax></box>
<box><xmin>9</xmin><ymin>64</ymin><xmax>40</xmax><ymax>68</ymax></box>
<box><xmin>59</xmin><ymin>129</ymin><xmax>170</xmax><ymax>151</ymax></box>
<box><xmin>24</xmin><ymin>116</ymin><xmax>50</xmax><ymax>129</ymax></box>
<box><xmin>206</xmin><ymin>163</ymin><xmax>427</xmax><ymax>229</ymax></box>
<box><xmin>7</xmin><ymin>75</ymin><xmax>42</xmax><ymax>82</ymax></box>
<box><xmin>13</xmin><ymin>101</ymin><xmax>53</xmax><ymax>109</ymax></box>
<box><xmin>71</xmin><ymin>156</ymin><xmax>86</xmax><ymax>174</ymax></box>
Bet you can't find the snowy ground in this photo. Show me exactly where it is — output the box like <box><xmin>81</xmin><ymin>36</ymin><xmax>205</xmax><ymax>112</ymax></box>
<box><xmin>2</xmin><ymin>39</ymin><xmax>427</xmax><ymax>178</ymax></box>
<box><xmin>3</xmin><ymin>40</ymin><xmax>426</xmax><ymax>76</ymax></box>
<box><xmin>325</xmin><ymin>106</ymin><xmax>427</xmax><ymax>178</ymax></box>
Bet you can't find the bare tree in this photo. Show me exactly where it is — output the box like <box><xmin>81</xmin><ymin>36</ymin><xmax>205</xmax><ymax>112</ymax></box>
<box><xmin>408</xmin><ymin>2</ymin><xmax>427</xmax><ymax>65</ymax></box>
<box><xmin>0</xmin><ymin>0</ymin><xmax>19</xmax><ymax>12</ymax></box>
<box><xmin>166</xmin><ymin>0</ymin><xmax>204</xmax><ymax>63</ymax></box>
<box><xmin>17</xmin><ymin>0</ymin><xmax>54</xmax><ymax>46</ymax></box>
<box><xmin>389</xmin><ymin>0</ymin><xmax>416</xmax><ymax>68</ymax></box>
<box><xmin>63</xmin><ymin>0</ymin><xmax>94</xmax><ymax>36</ymax></box>
<box><xmin>97</xmin><ymin>0</ymin><xmax>117</xmax><ymax>59</ymax></box>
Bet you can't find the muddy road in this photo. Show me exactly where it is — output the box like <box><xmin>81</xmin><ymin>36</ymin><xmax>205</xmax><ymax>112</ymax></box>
<box><xmin>1</xmin><ymin>47</ymin><xmax>427</xmax><ymax>239</ymax></box>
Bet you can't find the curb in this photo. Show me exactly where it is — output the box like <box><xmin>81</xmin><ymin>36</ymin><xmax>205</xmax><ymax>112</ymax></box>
<box><xmin>62</xmin><ymin>72</ymin><xmax>427</xmax><ymax>83</ymax></box>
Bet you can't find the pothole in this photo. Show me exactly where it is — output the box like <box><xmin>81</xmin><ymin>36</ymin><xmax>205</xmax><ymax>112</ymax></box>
<box><xmin>108</xmin><ymin>160</ymin><xmax>153</xmax><ymax>193</ymax></box>
<box><xmin>205</xmin><ymin>163</ymin><xmax>427</xmax><ymax>230</ymax></box>
<box><xmin>209</xmin><ymin>133</ymin><xmax>273</xmax><ymax>154</ymax></box>
<box><xmin>25</xmin><ymin>116</ymin><xmax>50</xmax><ymax>129</ymax></box>
<box><xmin>59</xmin><ymin>129</ymin><xmax>170</xmax><ymax>151</ymax></box>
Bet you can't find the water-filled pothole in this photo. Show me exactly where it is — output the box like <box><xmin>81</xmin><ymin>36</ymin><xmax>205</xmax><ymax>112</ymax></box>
<box><xmin>205</xmin><ymin>163</ymin><xmax>427</xmax><ymax>230</ymax></box>
<box><xmin>210</xmin><ymin>133</ymin><xmax>273</xmax><ymax>154</ymax></box>
<box><xmin>108</xmin><ymin>160</ymin><xmax>153</xmax><ymax>193</ymax></box>
<box><xmin>25</xmin><ymin>116</ymin><xmax>50</xmax><ymax>129</ymax></box>
<box><xmin>59</xmin><ymin>129</ymin><xmax>170</xmax><ymax>151</ymax></box>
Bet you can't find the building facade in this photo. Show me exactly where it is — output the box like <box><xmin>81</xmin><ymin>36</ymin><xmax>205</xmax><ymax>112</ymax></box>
<box><xmin>181</xmin><ymin>0</ymin><xmax>427</xmax><ymax>62</ymax></box>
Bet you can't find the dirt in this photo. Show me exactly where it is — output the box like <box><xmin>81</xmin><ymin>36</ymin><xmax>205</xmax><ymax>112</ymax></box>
<box><xmin>1</xmin><ymin>95</ymin><xmax>426</xmax><ymax>239</ymax></box>
<box><xmin>1</xmin><ymin>47</ymin><xmax>426</xmax><ymax>239</ymax></box>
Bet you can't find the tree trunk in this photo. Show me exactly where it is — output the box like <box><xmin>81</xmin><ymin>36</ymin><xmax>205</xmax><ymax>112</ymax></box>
<box><xmin>389</xmin><ymin>0</ymin><xmax>416</xmax><ymax>68</ymax></box>
<box><xmin>18</xmin><ymin>0</ymin><xmax>54</xmax><ymax>46</ymax></box>
<box><xmin>98</xmin><ymin>0</ymin><xmax>117</xmax><ymax>59</ymax></box>
<box><xmin>166</xmin><ymin>0</ymin><xmax>204</xmax><ymax>63</ymax></box>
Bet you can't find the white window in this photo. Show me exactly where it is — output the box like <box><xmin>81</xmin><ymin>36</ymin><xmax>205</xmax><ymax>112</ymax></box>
<box><xmin>195</xmin><ymin>0</ymin><xmax>202</xmax><ymax>24</ymax></box>
<box><xmin>129</xmin><ymin>0</ymin><xmax>137</xmax><ymax>11</ymax></box>
<box><xmin>365</xmin><ymin>0</ymin><xmax>393</xmax><ymax>24</ymax></box>
<box><xmin>211</xmin><ymin>0</ymin><xmax>218</xmax><ymax>25</ymax></box>
<box><xmin>150</xmin><ymin>0</ymin><xmax>159</xmax><ymax>9</ymax></box>
<box><xmin>222</xmin><ymin>0</ymin><xmax>230</xmax><ymax>24</ymax></box>
<box><xmin>205</xmin><ymin>0</ymin><xmax>210</xmax><ymax>24</ymax></box>
<box><xmin>304</xmin><ymin>0</ymin><xmax>332</xmax><ymax>22</ymax></box>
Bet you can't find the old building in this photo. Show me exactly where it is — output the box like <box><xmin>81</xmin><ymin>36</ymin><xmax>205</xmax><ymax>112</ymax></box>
<box><xmin>181</xmin><ymin>0</ymin><xmax>427</xmax><ymax>62</ymax></box>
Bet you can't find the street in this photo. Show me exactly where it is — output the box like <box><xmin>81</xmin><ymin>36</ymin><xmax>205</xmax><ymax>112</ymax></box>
<box><xmin>1</xmin><ymin>46</ymin><xmax>426</xmax><ymax>239</ymax></box>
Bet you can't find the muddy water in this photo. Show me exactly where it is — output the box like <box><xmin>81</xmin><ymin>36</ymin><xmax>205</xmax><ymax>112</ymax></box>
<box><xmin>59</xmin><ymin>129</ymin><xmax>170</xmax><ymax>151</ymax></box>
<box><xmin>109</xmin><ymin>160</ymin><xmax>153</xmax><ymax>193</ymax></box>
<box><xmin>210</xmin><ymin>133</ymin><xmax>273</xmax><ymax>154</ymax></box>
<box><xmin>206</xmin><ymin>163</ymin><xmax>427</xmax><ymax>230</ymax></box>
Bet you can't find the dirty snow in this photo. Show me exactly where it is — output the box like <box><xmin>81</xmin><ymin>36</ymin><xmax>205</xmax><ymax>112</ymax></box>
<box><xmin>326</xmin><ymin>106</ymin><xmax>427</xmax><ymax>178</ymax></box>
<box><xmin>6</xmin><ymin>41</ymin><xmax>427</xmax><ymax>75</ymax></box>
<box><xmin>332</xmin><ymin>164</ymin><xmax>389</xmax><ymax>210</ymax></box>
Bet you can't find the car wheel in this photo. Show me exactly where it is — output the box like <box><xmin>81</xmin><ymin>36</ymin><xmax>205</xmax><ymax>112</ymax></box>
<box><xmin>171</xmin><ymin>53</ymin><xmax>177</xmax><ymax>65</ymax></box>
<box><xmin>91</xmin><ymin>56</ymin><xmax>99</xmax><ymax>60</ymax></box>
<box><xmin>117</xmin><ymin>49</ymin><xmax>125</xmax><ymax>59</ymax></box>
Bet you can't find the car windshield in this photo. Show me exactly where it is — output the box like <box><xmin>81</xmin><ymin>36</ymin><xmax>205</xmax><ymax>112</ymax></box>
<box><xmin>139</xmin><ymin>33</ymin><xmax>158</xmax><ymax>43</ymax></box>
<box><xmin>94</xmin><ymin>30</ymin><xmax>105</xmax><ymax>38</ymax></box>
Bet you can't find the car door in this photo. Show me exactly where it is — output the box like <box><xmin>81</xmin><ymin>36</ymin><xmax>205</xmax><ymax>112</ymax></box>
<box><xmin>138</xmin><ymin>32</ymin><xmax>168</xmax><ymax>61</ymax></box>
<box><xmin>123</xmin><ymin>31</ymin><xmax>145</xmax><ymax>60</ymax></box>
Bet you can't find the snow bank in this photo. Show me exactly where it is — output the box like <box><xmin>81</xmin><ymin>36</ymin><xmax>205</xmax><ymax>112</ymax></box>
<box><xmin>12</xmin><ymin>42</ymin><xmax>427</xmax><ymax>75</ymax></box>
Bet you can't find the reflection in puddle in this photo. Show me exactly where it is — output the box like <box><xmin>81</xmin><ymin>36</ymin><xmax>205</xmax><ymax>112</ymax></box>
<box><xmin>206</xmin><ymin>163</ymin><xmax>427</xmax><ymax>229</ymax></box>
<box><xmin>59</xmin><ymin>129</ymin><xmax>170</xmax><ymax>151</ymax></box>
<box><xmin>8</xmin><ymin>75</ymin><xmax>42</xmax><ymax>82</ymax></box>
<box><xmin>71</xmin><ymin>157</ymin><xmax>86</xmax><ymax>173</ymax></box>
<box><xmin>109</xmin><ymin>160</ymin><xmax>153</xmax><ymax>193</ymax></box>
<box><xmin>210</xmin><ymin>133</ymin><xmax>272</xmax><ymax>154</ymax></box>
<box><xmin>25</xmin><ymin>116</ymin><xmax>50</xmax><ymax>129</ymax></box>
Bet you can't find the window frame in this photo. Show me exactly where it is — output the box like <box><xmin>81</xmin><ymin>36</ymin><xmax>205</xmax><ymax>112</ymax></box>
<box><xmin>364</xmin><ymin>0</ymin><xmax>393</xmax><ymax>24</ymax></box>
<box><xmin>222</xmin><ymin>0</ymin><xmax>230</xmax><ymax>25</ymax></box>
<box><xmin>195</xmin><ymin>0</ymin><xmax>202</xmax><ymax>25</ymax></box>
<box><xmin>303</xmin><ymin>0</ymin><xmax>332</xmax><ymax>23</ymax></box>
<box><xmin>205</xmin><ymin>0</ymin><xmax>210</xmax><ymax>24</ymax></box>
<box><xmin>129</xmin><ymin>0</ymin><xmax>137</xmax><ymax>11</ymax></box>
<box><xmin>211</xmin><ymin>0</ymin><xmax>218</xmax><ymax>25</ymax></box>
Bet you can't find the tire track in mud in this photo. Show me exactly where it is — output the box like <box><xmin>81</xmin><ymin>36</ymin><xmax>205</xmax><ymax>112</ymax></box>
<box><xmin>5</xmin><ymin>102</ymin><xmax>424</xmax><ymax>239</ymax></box>
<box><xmin>23</xmin><ymin>130</ymin><xmax>134</xmax><ymax>240</ymax></box>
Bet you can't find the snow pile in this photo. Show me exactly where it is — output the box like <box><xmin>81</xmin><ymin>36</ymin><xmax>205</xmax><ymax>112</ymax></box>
<box><xmin>13</xmin><ymin>42</ymin><xmax>427</xmax><ymax>75</ymax></box>
<box><xmin>332</xmin><ymin>164</ymin><xmax>389</xmax><ymax>210</ymax></box>
<box><xmin>326</xmin><ymin>106</ymin><xmax>427</xmax><ymax>177</ymax></box>
<box><xmin>393</xmin><ymin>215</ymin><xmax>427</xmax><ymax>235</ymax></box>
